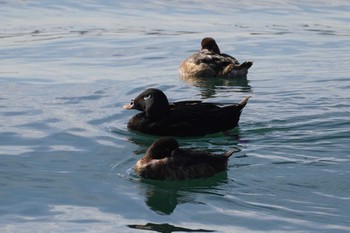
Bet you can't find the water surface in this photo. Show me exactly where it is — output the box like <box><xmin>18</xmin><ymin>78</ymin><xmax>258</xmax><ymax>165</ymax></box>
<box><xmin>1</xmin><ymin>1</ymin><xmax>350</xmax><ymax>232</ymax></box>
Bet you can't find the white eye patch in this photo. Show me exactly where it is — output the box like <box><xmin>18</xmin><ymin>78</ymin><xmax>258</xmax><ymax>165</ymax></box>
<box><xmin>143</xmin><ymin>94</ymin><xmax>152</xmax><ymax>100</ymax></box>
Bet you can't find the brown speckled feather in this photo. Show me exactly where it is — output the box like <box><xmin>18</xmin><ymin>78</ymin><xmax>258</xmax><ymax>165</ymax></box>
<box><xmin>179</xmin><ymin>37</ymin><xmax>253</xmax><ymax>78</ymax></box>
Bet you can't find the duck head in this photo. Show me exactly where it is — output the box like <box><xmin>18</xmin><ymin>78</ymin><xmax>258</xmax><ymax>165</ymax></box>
<box><xmin>201</xmin><ymin>37</ymin><xmax>221</xmax><ymax>54</ymax></box>
<box><xmin>123</xmin><ymin>88</ymin><xmax>170</xmax><ymax>119</ymax></box>
<box><xmin>146</xmin><ymin>137</ymin><xmax>179</xmax><ymax>159</ymax></box>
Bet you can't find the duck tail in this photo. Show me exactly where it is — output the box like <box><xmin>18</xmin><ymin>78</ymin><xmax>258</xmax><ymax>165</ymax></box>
<box><xmin>223</xmin><ymin>149</ymin><xmax>234</xmax><ymax>158</ymax></box>
<box><xmin>238</xmin><ymin>96</ymin><xmax>250</xmax><ymax>109</ymax></box>
<box><xmin>240</xmin><ymin>61</ymin><xmax>253</xmax><ymax>69</ymax></box>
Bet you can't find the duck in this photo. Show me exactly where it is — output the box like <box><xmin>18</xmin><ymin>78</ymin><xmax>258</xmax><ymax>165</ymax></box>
<box><xmin>123</xmin><ymin>88</ymin><xmax>250</xmax><ymax>137</ymax></box>
<box><xmin>134</xmin><ymin>137</ymin><xmax>234</xmax><ymax>180</ymax></box>
<box><xmin>179</xmin><ymin>37</ymin><xmax>253</xmax><ymax>78</ymax></box>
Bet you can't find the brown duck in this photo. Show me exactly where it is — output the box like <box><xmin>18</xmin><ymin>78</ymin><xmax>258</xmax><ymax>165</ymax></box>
<box><xmin>134</xmin><ymin>137</ymin><xmax>234</xmax><ymax>180</ymax></box>
<box><xmin>179</xmin><ymin>37</ymin><xmax>253</xmax><ymax>78</ymax></box>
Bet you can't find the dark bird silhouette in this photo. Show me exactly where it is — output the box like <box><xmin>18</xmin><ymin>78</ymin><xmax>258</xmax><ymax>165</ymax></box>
<box><xmin>123</xmin><ymin>88</ymin><xmax>250</xmax><ymax>137</ymax></box>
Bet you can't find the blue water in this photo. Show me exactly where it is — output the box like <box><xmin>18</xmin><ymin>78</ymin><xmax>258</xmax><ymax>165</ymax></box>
<box><xmin>1</xmin><ymin>1</ymin><xmax>350</xmax><ymax>232</ymax></box>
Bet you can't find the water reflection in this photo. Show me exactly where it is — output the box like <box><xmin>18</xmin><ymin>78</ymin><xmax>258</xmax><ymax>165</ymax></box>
<box><xmin>143</xmin><ymin>182</ymin><xmax>183</xmax><ymax>215</ymax></box>
<box><xmin>181</xmin><ymin>76</ymin><xmax>251</xmax><ymax>99</ymax></box>
<box><xmin>128</xmin><ymin>222</ymin><xmax>215</xmax><ymax>232</ymax></box>
<box><xmin>138</xmin><ymin>172</ymin><xmax>229</xmax><ymax>215</ymax></box>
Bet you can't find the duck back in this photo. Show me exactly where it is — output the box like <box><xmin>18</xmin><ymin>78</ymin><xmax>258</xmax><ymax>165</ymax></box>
<box><xmin>179</xmin><ymin>37</ymin><xmax>253</xmax><ymax>78</ymax></box>
<box><xmin>128</xmin><ymin>101</ymin><xmax>246</xmax><ymax>137</ymax></box>
<box><xmin>135</xmin><ymin>148</ymin><xmax>233</xmax><ymax>180</ymax></box>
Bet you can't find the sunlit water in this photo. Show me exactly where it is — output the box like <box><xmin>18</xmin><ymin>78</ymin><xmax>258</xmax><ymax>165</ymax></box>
<box><xmin>1</xmin><ymin>1</ymin><xmax>350</xmax><ymax>232</ymax></box>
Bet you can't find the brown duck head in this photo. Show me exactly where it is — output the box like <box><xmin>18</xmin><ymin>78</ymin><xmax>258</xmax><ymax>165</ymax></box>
<box><xmin>201</xmin><ymin>37</ymin><xmax>221</xmax><ymax>54</ymax></box>
<box><xmin>146</xmin><ymin>137</ymin><xmax>179</xmax><ymax>159</ymax></box>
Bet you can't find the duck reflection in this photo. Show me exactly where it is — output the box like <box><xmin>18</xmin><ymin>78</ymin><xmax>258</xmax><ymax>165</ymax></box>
<box><xmin>128</xmin><ymin>136</ymin><xmax>240</xmax><ymax>215</ymax></box>
<box><xmin>128</xmin><ymin>222</ymin><xmax>215</xmax><ymax>232</ymax></box>
<box><xmin>139</xmin><ymin>172</ymin><xmax>229</xmax><ymax>215</ymax></box>
<box><xmin>181</xmin><ymin>76</ymin><xmax>251</xmax><ymax>99</ymax></box>
<box><xmin>143</xmin><ymin>182</ymin><xmax>180</xmax><ymax>215</ymax></box>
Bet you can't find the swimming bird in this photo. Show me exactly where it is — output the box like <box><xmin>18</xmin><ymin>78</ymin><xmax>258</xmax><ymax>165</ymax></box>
<box><xmin>123</xmin><ymin>88</ymin><xmax>250</xmax><ymax>137</ymax></box>
<box><xmin>179</xmin><ymin>37</ymin><xmax>253</xmax><ymax>78</ymax></box>
<box><xmin>134</xmin><ymin>137</ymin><xmax>234</xmax><ymax>180</ymax></box>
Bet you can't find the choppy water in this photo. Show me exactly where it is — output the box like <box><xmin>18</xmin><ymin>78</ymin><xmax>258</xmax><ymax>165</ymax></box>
<box><xmin>1</xmin><ymin>1</ymin><xmax>350</xmax><ymax>232</ymax></box>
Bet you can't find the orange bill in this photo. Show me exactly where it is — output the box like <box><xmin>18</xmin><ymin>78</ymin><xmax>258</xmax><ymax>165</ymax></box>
<box><xmin>123</xmin><ymin>103</ymin><xmax>133</xmax><ymax>109</ymax></box>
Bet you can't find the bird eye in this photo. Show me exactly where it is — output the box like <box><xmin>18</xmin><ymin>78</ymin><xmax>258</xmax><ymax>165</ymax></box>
<box><xmin>143</xmin><ymin>94</ymin><xmax>152</xmax><ymax>100</ymax></box>
<box><xmin>130</xmin><ymin>99</ymin><xmax>135</xmax><ymax>105</ymax></box>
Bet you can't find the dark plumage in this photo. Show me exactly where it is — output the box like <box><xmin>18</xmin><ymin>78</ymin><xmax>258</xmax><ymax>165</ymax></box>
<box><xmin>123</xmin><ymin>88</ymin><xmax>250</xmax><ymax>137</ymax></box>
<box><xmin>134</xmin><ymin>137</ymin><xmax>234</xmax><ymax>180</ymax></box>
<box><xmin>179</xmin><ymin>37</ymin><xmax>253</xmax><ymax>78</ymax></box>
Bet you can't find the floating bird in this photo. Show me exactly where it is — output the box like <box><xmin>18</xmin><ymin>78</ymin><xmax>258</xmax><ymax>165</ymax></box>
<box><xmin>179</xmin><ymin>37</ymin><xmax>253</xmax><ymax>78</ymax></box>
<box><xmin>123</xmin><ymin>88</ymin><xmax>250</xmax><ymax>137</ymax></box>
<box><xmin>134</xmin><ymin>137</ymin><xmax>234</xmax><ymax>180</ymax></box>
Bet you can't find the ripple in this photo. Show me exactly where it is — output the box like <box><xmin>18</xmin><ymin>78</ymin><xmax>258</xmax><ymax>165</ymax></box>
<box><xmin>1</xmin><ymin>1</ymin><xmax>350</xmax><ymax>232</ymax></box>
